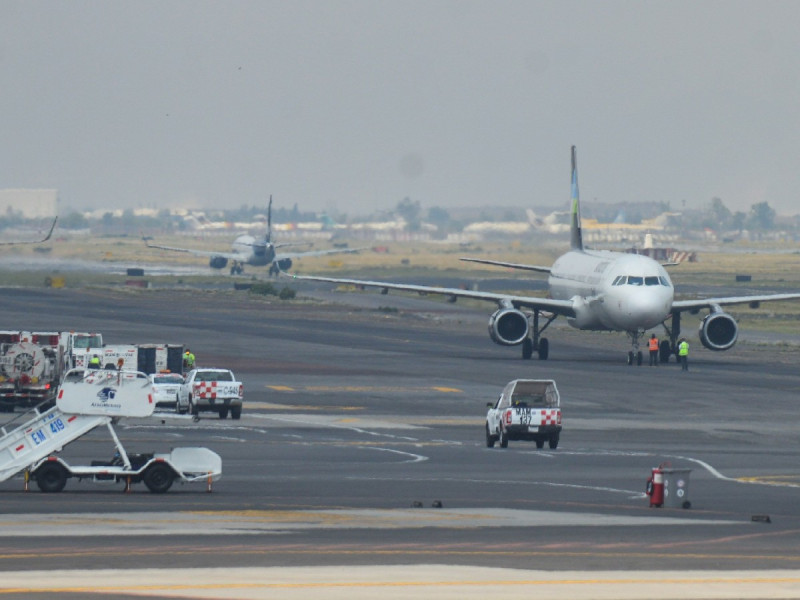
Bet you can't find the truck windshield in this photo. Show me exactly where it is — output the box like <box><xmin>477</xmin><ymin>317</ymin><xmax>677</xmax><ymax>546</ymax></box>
<box><xmin>74</xmin><ymin>335</ymin><xmax>103</xmax><ymax>349</ymax></box>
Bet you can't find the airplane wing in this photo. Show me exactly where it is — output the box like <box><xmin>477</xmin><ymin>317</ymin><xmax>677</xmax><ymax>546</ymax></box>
<box><xmin>0</xmin><ymin>216</ymin><xmax>58</xmax><ymax>246</ymax></box>
<box><xmin>143</xmin><ymin>239</ymin><xmax>248</xmax><ymax>262</ymax></box>
<box><xmin>275</xmin><ymin>247</ymin><xmax>366</xmax><ymax>261</ymax></box>
<box><xmin>672</xmin><ymin>293</ymin><xmax>800</xmax><ymax>312</ymax></box>
<box><xmin>283</xmin><ymin>271</ymin><xmax>576</xmax><ymax>316</ymax></box>
<box><xmin>459</xmin><ymin>257</ymin><xmax>551</xmax><ymax>274</ymax></box>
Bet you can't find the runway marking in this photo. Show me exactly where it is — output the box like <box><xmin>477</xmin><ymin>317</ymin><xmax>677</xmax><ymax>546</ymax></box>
<box><xmin>266</xmin><ymin>385</ymin><xmax>464</xmax><ymax>393</ymax></box>
<box><xmin>4</xmin><ymin>567</ymin><xmax>800</xmax><ymax>599</ymax></box>
<box><xmin>359</xmin><ymin>446</ymin><xmax>428</xmax><ymax>463</ymax></box>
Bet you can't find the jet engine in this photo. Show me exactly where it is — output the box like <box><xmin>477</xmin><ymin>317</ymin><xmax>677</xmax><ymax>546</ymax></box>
<box><xmin>698</xmin><ymin>311</ymin><xmax>738</xmax><ymax>351</ymax></box>
<box><xmin>488</xmin><ymin>307</ymin><xmax>529</xmax><ymax>346</ymax></box>
<box><xmin>209</xmin><ymin>256</ymin><xmax>228</xmax><ymax>269</ymax></box>
<box><xmin>276</xmin><ymin>258</ymin><xmax>293</xmax><ymax>271</ymax></box>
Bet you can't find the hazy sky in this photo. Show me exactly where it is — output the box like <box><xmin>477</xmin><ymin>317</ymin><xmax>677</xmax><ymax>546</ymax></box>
<box><xmin>2</xmin><ymin>1</ymin><xmax>799</xmax><ymax>217</ymax></box>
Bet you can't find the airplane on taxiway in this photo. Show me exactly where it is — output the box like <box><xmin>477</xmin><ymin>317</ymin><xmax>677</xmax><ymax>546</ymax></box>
<box><xmin>0</xmin><ymin>216</ymin><xmax>58</xmax><ymax>246</ymax></box>
<box><xmin>145</xmin><ymin>197</ymin><xmax>360</xmax><ymax>276</ymax></box>
<box><xmin>284</xmin><ymin>146</ymin><xmax>800</xmax><ymax>365</ymax></box>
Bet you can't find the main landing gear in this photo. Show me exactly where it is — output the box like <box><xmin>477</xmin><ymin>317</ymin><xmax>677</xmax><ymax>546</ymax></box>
<box><xmin>230</xmin><ymin>263</ymin><xmax>244</xmax><ymax>275</ymax></box>
<box><xmin>522</xmin><ymin>310</ymin><xmax>556</xmax><ymax>360</ymax></box>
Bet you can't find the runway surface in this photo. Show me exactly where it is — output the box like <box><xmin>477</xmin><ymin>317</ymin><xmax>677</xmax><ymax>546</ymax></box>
<box><xmin>1</xmin><ymin>284</ymin><xmax>800</xmax><ymax>598</ymax></box>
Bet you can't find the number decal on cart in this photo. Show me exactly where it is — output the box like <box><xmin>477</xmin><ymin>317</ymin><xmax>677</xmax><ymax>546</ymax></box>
<box><xmin>49</xmin><ymin>418</ymin><xmax>65</xmax><ymax>434</ymax></box>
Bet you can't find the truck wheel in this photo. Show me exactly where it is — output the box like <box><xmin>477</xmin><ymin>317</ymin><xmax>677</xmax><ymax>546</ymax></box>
<box><xmin>485</xmin><ymin>424</ymin><xmax>496</xmax><ymax>448</ymax></box>
<box><xmin>143</xmin><ymin>463</ymin><xmax>174</xmax><ymax>493</ymax></box>
<box><xmin>499</xmin><ymin>428</ymin><xmax>509</xmax><ymax>448</ymax></box>
<box><xmin>35</xmin><ymin>463</ymin><xmax>68</xmax><ymax>493</ymax></box>
<box><xmin>218</xmin><ymin>407</ymin><xmax>229</xmax><ymax>419</ymax></box>
<box><xmin>231</xmin><ymin>406</ymin><xmax>242</xmax><ymax>420</ymax></box>
<box><xmin>535</xmin><ymin>439</ymin><xmax>544</xmax><ymax>449</ymax></box>
<box><xmin>549</xmin><ymin>435</ymin><xmax>560</xmax><ymax>449</ymax></box>
<box><xmin>176</xmin><ymin>394</ymin><xmax>187</xmax><ymax>415</ymax></box>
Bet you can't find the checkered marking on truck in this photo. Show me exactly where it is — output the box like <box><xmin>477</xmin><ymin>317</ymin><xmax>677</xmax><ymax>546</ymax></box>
<box><xmin>194</xmin><ymin>381</ymin><xmax>220</xmax><ymax>399</ymax></box>
<box><xmin>540</xmin><ymin>409</ymin><xmax>560</xmax><ymax>426</ymax></box>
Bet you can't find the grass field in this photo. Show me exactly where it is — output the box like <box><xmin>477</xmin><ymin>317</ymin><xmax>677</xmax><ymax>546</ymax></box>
<box><xmin>3</xmin><ymin>234</ymin><xmax>800</xmax><ymax>335</ymax></box>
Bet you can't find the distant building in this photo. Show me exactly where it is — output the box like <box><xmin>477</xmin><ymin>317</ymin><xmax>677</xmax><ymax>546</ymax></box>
<box><xmin>0</xmin><ymin>189</ymin><xmax>58</xmax><ymax>219</ymax></box>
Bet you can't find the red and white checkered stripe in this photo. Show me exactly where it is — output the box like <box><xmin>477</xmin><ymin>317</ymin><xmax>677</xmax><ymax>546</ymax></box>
<box><xmin>540</xmin><ymin>409</ymin><xmax>561</xmax><ymax>426</ymax></box>
<box><xmin>194</xmin><ymin>381</ymin><xmax>219</xmax><ymax>399</ymax></box>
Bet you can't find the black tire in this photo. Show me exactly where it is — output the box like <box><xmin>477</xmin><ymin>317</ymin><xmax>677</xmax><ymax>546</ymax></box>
<box><xmin>538</xmin><ymin>337</ymin><xmax>549</xmax><ymax>360</ymax></box>
<box><xmin>549</xmin><ymin>435</ymin><xmax>559</xmax><ymax>449</ymax></box>
<box><xmin>522</xmin><ymin>338</ymin><xmax>533</xmax><ymax>360</ymax></box>
<box><xmin>627</xmin><ymin>351</ymin><xmax>634</xmax><ymax>365</ymax></box>
<box><xmin>35</xmin><ymin>463</ymin><xmax>68</xmax><ymax>493</ymax></box>
<box><xmin>143</xmin><ymin>463</ymin><xmax>174</xmax><ymax>494</ymax></box>
<box><xmin>535</xmin><ymin>439</ymin><xmax>544</xmax><ymax>449</ymax></box>
<box><xmin>231</xmin><ymin>406</ymin><xmax>242</xmax><ymax>420</ymax></box>
<box><xmin>636</xmin><ymin>351</ymin><xmax>643</xmax><ymax>366</ymax></box>
<box><xmin>485</xmin><ymin>424</ymin><xmax>496</xmax><ymax>448</ymax></box>
<box><xmin>218</xmin><ymin>407</ymin><xmax>229</xmax><ymax>419</ymax></box>
<box><xmin>499</xmin><ymin>428</ymin><xmax>509</xmax><ymax>448</ymax></box>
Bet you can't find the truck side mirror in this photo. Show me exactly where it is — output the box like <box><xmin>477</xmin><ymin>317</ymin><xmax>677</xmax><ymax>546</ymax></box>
<box><xmin>486</xmin><ymin>402</ymin><xmax>493</xmax><ymax>408</ymax></box>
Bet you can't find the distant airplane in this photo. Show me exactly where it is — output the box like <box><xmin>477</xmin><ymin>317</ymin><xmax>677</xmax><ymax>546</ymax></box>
<box><xmin>284</xmin><ymin>147</ymin><xmax>800</xmax><ymax>364</ymax></box>
<box><xmin>0</xmin><ymin>217</ymin><xmax>57</xmax><ymax>246</ymax></box>
<box><xmin>145</xmin><ymin>197</ymin><xmax>361</xmax><ymax>276</ymax></box>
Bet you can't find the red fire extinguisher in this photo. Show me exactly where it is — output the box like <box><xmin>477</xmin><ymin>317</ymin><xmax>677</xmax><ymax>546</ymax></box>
<box><xmin>646</xmin><ymin>464</ymin><xmax>666</xmax><ymax>507</ymax></box>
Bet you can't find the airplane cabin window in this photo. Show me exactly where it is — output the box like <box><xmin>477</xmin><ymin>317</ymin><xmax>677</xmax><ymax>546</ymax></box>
<box><xmin>628</xmin><ymin>276</ymin><xmax>643</xmax><ymax>286</ymax></box>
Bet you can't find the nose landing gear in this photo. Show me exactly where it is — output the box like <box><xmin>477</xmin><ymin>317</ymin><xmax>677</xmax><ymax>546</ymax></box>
<box><xmin>626</xmin><ymin>331</ymin><xmax>644</xmax><ymax>365</ymax></box>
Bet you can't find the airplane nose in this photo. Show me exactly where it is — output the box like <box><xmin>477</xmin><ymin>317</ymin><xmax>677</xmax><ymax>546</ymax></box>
<box><xmin>617</xmin><ymin>289</ymin><xmax>670</xmax><ymax>328</ymax></box>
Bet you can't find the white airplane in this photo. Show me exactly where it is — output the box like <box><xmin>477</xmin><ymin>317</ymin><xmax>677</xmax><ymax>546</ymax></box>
<box><xmin>0</xmin><ymin>217</ymin><xmax>57</xmax><ymax>246</ymax></box>
<box><xmin>284</xmin><ymin>147</ymin><xmax>800</xmax><ymax>364</ymax></box>
<box><xmin>145</xmin><ymin>197</ymin><xmax>360</xmax><ymax>276</ymax></box>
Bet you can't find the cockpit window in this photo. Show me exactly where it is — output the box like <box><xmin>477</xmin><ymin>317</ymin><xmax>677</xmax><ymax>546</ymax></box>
<box><xmin>627</xmin><ymin>276</ymin><xmax>643</xmax><ymax>286</ymax></box>
<box><xmin>659</xmin><ymin>276</ymin><xmax>671</xmax><ymax>287</ymax></box>
<box><xmin>612</xmin><ymin>276</ymin><xmax>626</xmax><ymax>286</ymax></box>
<box><xmin>645</xmin><ymin>276</ymin><xmax>660</xmax><ymax>286</ymax></box>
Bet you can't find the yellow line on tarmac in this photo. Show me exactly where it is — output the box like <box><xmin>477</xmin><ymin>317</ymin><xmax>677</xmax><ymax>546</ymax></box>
<box><xmin>3</xmin><ymin>574</ymin><xmax>800</xmax><ymax>596</ymax></box>
<box><xmin>266</xmin><ymin>385</ymin><xmax>463</xmax><ymax>393</ymax></box>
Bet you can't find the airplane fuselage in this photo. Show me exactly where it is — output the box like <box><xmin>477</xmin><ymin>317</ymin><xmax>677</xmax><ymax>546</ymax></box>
<box><xmin>231</xmin><ymin>235</ymin><xmax>276</xmax><ymax>267</ymax></box>
<box><xmin>549</xmin><ymin>250</ymin><xmax>673</xmax><ymax>332</ymax></box>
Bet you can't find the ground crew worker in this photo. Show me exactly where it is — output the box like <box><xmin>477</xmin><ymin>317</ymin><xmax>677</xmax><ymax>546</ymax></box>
<box><xmin>648</xmin><ymin>334</ymin><xmax>659</xmax><ymax>366</ymax></box>
<box><xmin>183</xmin><ymin>348</ymin><xmax>195</xmax><ymax>370</ymax></box>
<box><xmin>88</xmin><ymin>354</ymin><xmax>101</xmax><ymax>369</ymax></box>
<box><xmin>678</xmin><ymin>338</ymin><xmax>689</xmax><ymax>371</ymax></box>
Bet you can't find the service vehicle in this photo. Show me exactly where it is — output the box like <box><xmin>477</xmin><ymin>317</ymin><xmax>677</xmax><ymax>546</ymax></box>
<box><xmin>149</xmin><ymin>371</ymin><xmax>185</xmax><ymax>411</ymax></box>
<box><xmin>68</xmin><ymin>332</ymin><xmax>105</xmax><ymax>368</ymax></box>
<box><xmin>95</xmin><ymin>343</ymin><xmax>184</xmax><ymax>374</ymax></box>
<box><xmin>485</xmin><ymin>379</ymin><xmax>562</xmax><ymax>449</ymax></box>
<box><xmin>0</xmin><ymin>368</ymin><xmax>222</xmax><ymax>493</ymax></box>
<box><xmin>178</xmin><ymin>368</ymin><xmax>243</xmax><ymax>419</ymax></box>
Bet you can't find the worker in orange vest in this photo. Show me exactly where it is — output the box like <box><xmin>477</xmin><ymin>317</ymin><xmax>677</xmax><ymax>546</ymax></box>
<box><xmin>648</xmin><ymin>333</ymin><xmax>659</xmax><ymax>366</ymax></box>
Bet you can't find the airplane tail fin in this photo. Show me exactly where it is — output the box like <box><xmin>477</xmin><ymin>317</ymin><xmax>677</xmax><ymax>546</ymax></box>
<box><xmin>570</xmin><ymin>145</ymin><xmax>584</xmax><ymax>251</ymax></box>
<box><xmin>266</xmin><ymin>195</ymin><xmax>273</xmax><ymax>243</ymax></box>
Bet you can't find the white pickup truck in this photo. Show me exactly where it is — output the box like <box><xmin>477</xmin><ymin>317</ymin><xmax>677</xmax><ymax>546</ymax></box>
<box><xmin>178</xmin><ymin>368</ymin><xmax>243</xmax><ymax>419</ymax></box>
<box><xmin>485</xmin><ymin>379</ymin><xmax>562</xmax><ymax>449</ymax></box>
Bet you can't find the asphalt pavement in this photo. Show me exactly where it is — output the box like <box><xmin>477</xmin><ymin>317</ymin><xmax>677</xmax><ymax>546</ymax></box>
<box><xmin>0</xmin><ymin>284</ymin><xmax>799</xmax><ymax>598</ymax></box>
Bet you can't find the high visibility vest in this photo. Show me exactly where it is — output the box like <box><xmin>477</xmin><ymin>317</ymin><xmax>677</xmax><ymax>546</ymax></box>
<box><xmin>649</xmin><ymin>338</ymin><xmax>659</xmax><ymax>351</ymax></box>
<box><xmin>89</xmin><ymin>357</ymin><xmax>100</xmax><ymax>366</ymax></box>
<box><xmin>678</xmin><ymin>341</ymin><xmax>689</xmax><ymax>356</ymax></box>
